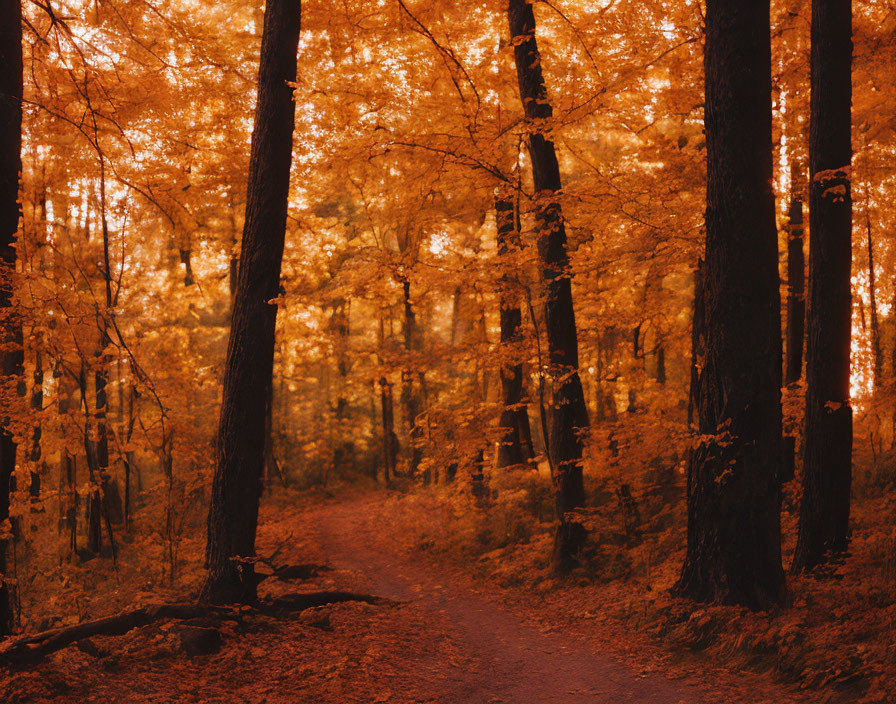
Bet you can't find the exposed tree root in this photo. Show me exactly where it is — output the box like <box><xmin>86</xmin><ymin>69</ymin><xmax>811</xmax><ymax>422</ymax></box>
<box><xmin>0</xmin><ymin>590</ymin><xmax>389</xmax><ymax>667</ymax></box>
<box><xmin>257</xmin><ymin>562</ymin><xmax>333</xmax><ymax>582</ymax></box>
<box><xmin>264</xmin><ymin>590</ymin><xmax>387</xmax><ymax>615</ymax></box>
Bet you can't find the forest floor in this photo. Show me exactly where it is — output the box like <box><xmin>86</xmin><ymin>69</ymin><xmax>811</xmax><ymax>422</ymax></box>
<box><xmin>0</xmin><ymin>484</ymin><xmax>890</xmax><ymax>703</ymax></box>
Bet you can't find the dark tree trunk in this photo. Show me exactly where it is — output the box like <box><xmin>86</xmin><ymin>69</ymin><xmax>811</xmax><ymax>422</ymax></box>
<box><xmin>331</xmin><ymin>299</ymin><xmax>354</xmax><ymax>471</ymax></box>
<box><xmin>56</xmin><ymin>365</ymin><xmax>78</xmax><ymax>557</ymax></box>
<box><xmin>495</xmin><ymin>189</ymin><xmax>534</xmax><ymax>469</ymax></box>
<box><xmin>399</xmin><ymin>277</ymin><xmax>423</xmax><ymax>477</ymax></box>
<box><xmin>0</xmin><ymin>0</ymin><xmax>23</xmax><ymax>636</ymax></box>
<box><xmin>508</xmin><ymin>0</ymin><xmax>590</xmax><ymax>573</ymax></box>
<box><xmin>122</xmin><ymin>382</ymin><xmax>136</xmax><ymax>527</ymax></box>
<box><xmin>674</xmin><ymin>0</ymin><xmax>785</xmax><ymax>609</ymax></box>
<box><xmin>379</xmin><ymin>377</ymin><xmax>396</xmax><ymax>484</ymax></box>
<box><xmin>655</xmin><ymin>344</ymin><xmax>666</xmax><ymax>386</ymax></box>
<box><xmin>29</xmin><ymin>350</ymin><xmax>43</xmax><ymax>498</ymax></box>
<box><xmin>179</xmin><ymin>248</ymin><xmax>195</xmax><ymax>287</ymax></box>
<box><xmin>594</xmin><ymin>329</ymin><xmax>619</xmax><ymax>423</ymax></box>
<box><xmin>82</xmin><ymin>364</ymin><xmax>102</xmax><ymax>556</ymax></box>
<box><xmin>864</xmin><ymin>213</ymin><xmax>882</xmax><ymax>389</ymax></box>
<box><xmin>785</xmin><ymin>198</ymin><xmax>806</xmax><ymax>386</ymax></box>
<box><xmin>793</xmin><ymin>0</ymin><xmax>853</xmax><ymax>573</ymax></box>
<box><xmin>202</xmin><ymin>0</ymin><xmax>301</xmax><ymax>604</ymax></box>
<box><xmin>782</xmin><ymin>194</ymin><xmax>806</xmax><ymax>483</ymax></box>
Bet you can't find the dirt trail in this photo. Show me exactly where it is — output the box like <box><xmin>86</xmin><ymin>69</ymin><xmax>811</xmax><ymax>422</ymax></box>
<box><xmin>300</xmin><ymin>492</ymin><xmax>708</xmax><ymax>704</ymax></box>
<box><xmin>3</xmin><ymin>490</ymin><xmax>813</xmax><ymax>704</ymax></box>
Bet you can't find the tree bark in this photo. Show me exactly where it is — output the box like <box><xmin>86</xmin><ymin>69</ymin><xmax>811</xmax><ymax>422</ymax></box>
<box><xmin>399</xmin><ymin>277</ymin><xmax>424</xmax><ymax>477</ymax></box>
<box><xmin>28</xmin><ymin>350</ymin><xmax>43</xmax><ymax>498</ymax></box>
<box><xmin>793</xmin><ymin>0</ymin><xmax>853</xmax><ymax>573</ymax></box>
<box><xmin>785</xmin><ymin>198</ymin><xmax>806</xmax><ymax>386</ymax></box>
<box><xmin>56</xmin><ymin>365</ymin><xmax>78</xmax><ymax>558</ymax></box>
<box><xmin>782</xmin><ymin>194</ymin><xmax>805</xmax><ymax>483</ymax></box>
<box><xmin>0</xmin><ymin>0</ymin><xmax>23</xmax><ymax>635</ymax></box>
<box><xmin>864</xmin><ymin>212</ymin><xmax>882</xmax><ymax>389</ymax></box>
<box><xmin>674</xmin><ymin>0</ymin><xmax>785</xmax><ymax>609</ymax></box>
<box><xmin>495</xmin><ymin>188</ymin><xmax>534</xmax><ymax>469</ymax></box>
<box><xmin>202</xmin><ymin>0</ymin><xmax>301</xmax><ymax>604</ymax></box>
<box><xmin>379</xmin><ymin>377</ymin><xmax>396</xmax><ymax>484</ymax></box>
<box><xmin>508</xmin><ymin>0</ymin><xmax>590</xmax><ymax>573</ymax></box>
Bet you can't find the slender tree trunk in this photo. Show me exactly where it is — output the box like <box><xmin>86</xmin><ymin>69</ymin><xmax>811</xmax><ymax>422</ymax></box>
<box><xmin>495</xmin><ymin>188</ymin><xmax>534</xmax><ymax>469</ymax></box>
<box><xmin>0</xmin><ymin>0</ymin><xmax>23</xmax><ymax>635</ymax></box>
<box><xmin>399</xmin><ymin>277</ymin><xmax>423</xmax><ymax>477</ymax></box>
<box><xmin>508</xmin><ymin>0</ymin><xmax>590</xmax><ymax>572</ymax></box>
<box><xmin>674</xmin><ymin>0</ymin><xmax>785</xmax><ymax>609</ymax></box>
<box><xmin>123</xmin><ymin>382</ymin><xmax>136</xmax><ymax>527</ymax></box>
<box><xmin>785</xmin><ymin>197</ymin><xmax>806</xmax><ymax>386</ymax></box>
<box><xmin>782</xmin><ymin>193</ymin><xmax>806</xmax><ymax>483</ymax></box>
<box><xmin>85</xmin><ymin>170</ymin><xmax>123</xmax><ymax>552</ymax></box>
<box><xmin>379</xmin><ymin>377</ymin><xmax>396</xmax><ymax>484</ymax></box>
<box><xmin>331</xmin><ymin>299</ymin><xmax>353</xmax><ymax>471</ymax></box>
<box><xmin>28</xmin><ymin>192</ymin><xmax>46</xmax><ymax>500</ymax></box>
<box><xmin>865</xmin><ymin>212</ymin><xmax>882</xmax><ymax>389</ymax></box>
<box><xmin>28</xmin><ymin>350</ymin><xmax>43</xmax><ymax>499</ymax></box>
<box><xmin>202</xmin><ymin>0</ymin><xmax>301</xmax><ymax>604</ymax></box>
<box><xmin>179</xmin><ymin>247</ymin><xmax>195</xmax><ymax>287</ymax></box>
<box><xmin>55</xmin><ymin>364</ymin><xmax>78</xmax><ymax>558</ymax></box>
<box><xmin>82</xmin><ymin>364</ymin><xmax>102</xmax><ymax>556</ymax></box>
<box><xmin>655</xmin><ymin>344</ymin><xmax>666</xmax><ymax>385</ymax></box>
<box><xmin>793</xmin><ymin>0</ymin><xmax>853</xmax><ymax>572</ymax></box>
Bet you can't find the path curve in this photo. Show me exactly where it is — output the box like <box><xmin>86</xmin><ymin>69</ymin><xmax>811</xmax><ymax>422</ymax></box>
<box><xmin>302</xmin><ymin>492</ymin><xmax>706</xmax><ymax>704</ymax></box>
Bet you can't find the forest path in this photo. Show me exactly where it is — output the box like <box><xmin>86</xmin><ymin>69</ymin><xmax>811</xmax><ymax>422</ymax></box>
<box><xmin>2</xmin><ymin>489</ymin><xmax>815</xmax><ymax>704</ymax></box>
<box><xmin>288</xmin><ymin>490</ymin><xmax>709</xmax><ymax>704</ymax></box>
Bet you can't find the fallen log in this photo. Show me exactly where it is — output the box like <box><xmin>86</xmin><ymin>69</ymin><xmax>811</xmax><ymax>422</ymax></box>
<box><xmin>0</xmin><ymin>604</ymin><xmax>224</xmax><ymax>666</ymax></box>
<box><xmin>0</xmin><ymin>590</ymin><xmax>389</xmax><ymax>667</ymax></box>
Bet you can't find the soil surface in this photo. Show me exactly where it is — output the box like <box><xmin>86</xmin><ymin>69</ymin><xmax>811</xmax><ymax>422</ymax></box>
<box><xmin>304</xmin><ymin>492</ymin><xmax>704</xmax><ymax>704</ymax></box>
<box><xmin>1</xmin><ymin>488</ymin><xmax>815</xmax><ymax>703</ymax></box>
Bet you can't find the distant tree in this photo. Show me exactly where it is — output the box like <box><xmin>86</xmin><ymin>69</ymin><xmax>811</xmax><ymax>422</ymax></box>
<box><xmin>782</xmin><ymin>179</ymin><xmax>805</xmax><ymax>483</ymax></box>
<box><xmin>0</xmin><ymin>0</ymin><xmax>23</xmax><ymax>635</ymax></box>
<box><xmin>674</xmin><ymin>0</ymin><xmax>785</xmax><ymax>609</ymax></box>
<box><xmin>785</xmin><ymin>186</ymin><xmax>806</xmax><ymax>388</ymax></box>
<box><xmin>495</xmin><ymin>186</ymin><xmax>534</xmax><ymax>469</ymax></box>
<box><xmin>507</xmin><ymin>0</ymin><xmax>590</xmax><ymax>573</ymax></box>
<box><xmin>202</xmin><ymin>0</ymin><xmax>301</xmax><ymax>604</ymax></box>
<box><xmin>793</xmin><ymin>0</ymin><xmax>853</xmax><ymax>572</ymax></box>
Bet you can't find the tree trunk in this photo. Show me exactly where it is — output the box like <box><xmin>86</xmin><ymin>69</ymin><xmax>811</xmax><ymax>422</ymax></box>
<box><xmin>674</xmin><ymin>0</ymin><xmax>785</xmax><ymax>609</ymax></box>
<box><xmin>399</xmin><ymin>277</ymin><xmax>423</xmax><ymax>477</ymax></box>
<box><xmin>202</xmin><ymin>0</ymin><xmax>301</xmax><ymax>604</ymax></box>
<box><xmin>379</xmin><ymin>377</ymin><xmax>396</xmax><ymax>484</ymax></box>
<box><xmin>781</xmin><ymin>194</ymin><xmax>806</xmax><ymax>483</ymax></box>
<box><xmin>56</xmin><ymin>364</ymin><xmax>78</xmax><ymax>558</ymax></box>
<box><xmin>508</xmin><ymin>0</ymin><xmax>590</xmax><ymax>573</ymax></box>
<box><xmin>82</xmin><ymin>364</ymin><xmax>102</xmax><ymax>556</ymax></box>
<box><xmin>865</xmin><ymin>212</ymin><xmax>882</xmax><ymax>389</ymax></box>
<box><xmin>495</xmin><ymin>188</ymin><xmax>534</xmax><ymax>469</ymax></box>
<box><xmin>28</xmin><ymin>350</ymin><xmax>43</xmax><ymax>498</ymax></box>
<box><xmin>331</xmin><ymin>299</ymin><xmax>353</xmax><ymax>471</ymax></box>
<box><xmin>793</xmin><ymin>0</ymin><xmax>853</xmax><ymax>573</ymax></box>
<box><xmin>785</xmin><ymin>198</ymin><xmax>806</xmax><ymax>386</ymax></box>
<box><xmin>0</xmin><ymin>0</ymin><xmax>23</xmax><ymax>636</ymax></box>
